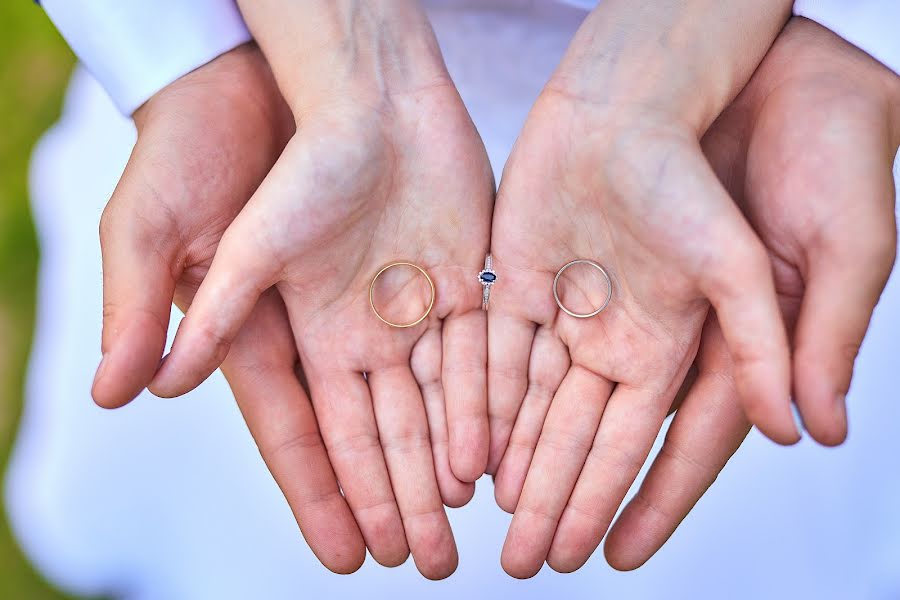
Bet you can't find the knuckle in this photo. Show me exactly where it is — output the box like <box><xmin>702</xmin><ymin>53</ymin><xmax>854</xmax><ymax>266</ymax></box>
<box><xmin>587</xmin><ymin>440</ymin><xmax>643</xmax><ymax>474</ymax></box>
<box><xmin>190</xmin><ymin>320</ymin><xmax>233</xmax><ymax>364</ymax></box>
<box><xmin>516</xmin><ymin>500</ymin><xmax>557</xmax><ymax>523</ymax></box>
<box><xmin>381</xmin><ymin>429</ymin><xmax>431</xmax><ymax>456</ymax></box>
<box><xmin>658</xmin><ymin>440</ymin><xmax>716</xmax><ymax>487</ymax></box>
<box><xmin>540</xmin><ymin>428</ymin><xmax>594</xmax><ymax>456</ymax></box>
<box><xmin>630</xmin><ymin>489</ymin><xmax>675</xmax><ymax>521</ymax></box>
<box><xmin>325</xmin><ymin>431</ymin><xmax>381</xmax><ymax>460</ymax></box>
<box><xmin>265</xmin><ymin>429</ymin><xmax>325</xmax><ymax>461</ymax></box>
<box><xmin>838</xmin><ymin>340</ymin><xmax>863</xmax><ymax>370</ymax></box>
<box><xmin>705</xmin><ymin>240</ymin><xmax>770</xmax><ymax>295</ymax></box>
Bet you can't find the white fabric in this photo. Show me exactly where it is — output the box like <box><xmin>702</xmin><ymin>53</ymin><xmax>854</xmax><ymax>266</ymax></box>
<box><xmin>41</xmin><ymin>0</ymin><xmax>251</xmax><ymax>115</ymax></box>
<box><xmin>795</xmin><ymin>0</ymin><xmax>900</xmax><ymax>75</ymax></box>
<box><xmin>7</xmin><ymin>2</ymin><xmax>900</xmax><ymax>599</ymax></box>
<box><xmin>41</xmin><ymin>0</ymin><xmax>900</xmax><ymax>116</ymax></box>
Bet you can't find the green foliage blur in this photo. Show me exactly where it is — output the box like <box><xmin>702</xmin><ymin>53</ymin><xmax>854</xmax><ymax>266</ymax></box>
<box><xmin>0</xmin><ymin>2</ymin><xmax>78</xmax><ymax>599</ymax></box>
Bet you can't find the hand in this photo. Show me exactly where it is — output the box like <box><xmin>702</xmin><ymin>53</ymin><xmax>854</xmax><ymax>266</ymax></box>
<box><xmin>603</xmin><ymin>17</ymin><xmax>900</xmax><ymax>570</ymax></box>
<box><xmin>503</xmin><ymin>17</ymin><xmax>900</xmax><ymax>575</ymax></box>
<box><xmin>149</xmin><ymin>1</ymin><xmax>494</xmax><ymax>580</ymax></box>
<box><xmin>487</xmin><ymin>0</ymin><xmax>796</xmax><ymax>577</ymax></box>
<box><xmin>91</xmin><ymin>45</ymin><xmax>372</xmax><ymax>574</ymax></box>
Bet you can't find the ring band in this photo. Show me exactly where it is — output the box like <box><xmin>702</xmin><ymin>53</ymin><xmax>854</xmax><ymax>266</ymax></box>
<box><xmin>369</xmin><ymin>262</ymin><xmax>436</xmax><ymax>328</ymax></box>
<box><xmin>478</xmin><ymin>254</ymin><xmax>497</xmax><ymax>311</ymax></box>
<box><xmin>553</xmin><ymin>259</ymin><xmax>612</xmax><ymax>319</ymax></box>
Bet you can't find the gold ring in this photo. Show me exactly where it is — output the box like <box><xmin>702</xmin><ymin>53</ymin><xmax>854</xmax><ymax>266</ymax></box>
<box><xmin>553</xmin><ymin>259</ymin><xmax>613</xmax><ymax>319</ymax></box>
<box><xmin>369</xmin><ymin>262</ymin><xmax>436</xmax><ymax>328</ymax></box>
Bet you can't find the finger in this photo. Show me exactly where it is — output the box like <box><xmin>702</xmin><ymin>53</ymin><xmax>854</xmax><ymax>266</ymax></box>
<box><xmin>493</xmin><ymin>327</ymin><xmax>569</xmax><ymax>513</ymax></box>
<box><xmin>222</xmin><ymin>290</ymin><xmax>365</xmax><ymax>573</ymax></box>
<box><xmin>605</xmin><ymin>319</ymin><xmax>750</xmax><ymax>570</ymax></box>
<box><xmin>545</xmin><ymin>381</ymin><xmax>673</xmax><ymax>573</ymax></box>
<box><xmin>149</xmin><ymin>215</ymin><xmax>281</xmax><ymax>398</ymax></box>
<box><xmin>442</xmin><ymin>309</ymin><xmax>489</xmax><ymax>482</ymax></box>
<box><xmin>411</xmin><ymin>325</ymin><xmax>476</xmax><ymax>508</ymax></box>
<box><xmin>368</xmin><ymin>366</ymin><xmax>458</xmax><ymax>580</ymax></box>
<box><xmin>694</xmin><ymin>173</ymin><xmax>796</xmax><ymax>445</ymax></box>
<box><xmin>487</xmin><ymin>311</ymin><xmax>536</xmax><ymax>474</ymax></box>
<box><xmin>501</xmin><ymin>366</ymin><xmax>612</xmax><ymax>579</ymax></box>
<box><xmin>792</xmin><ymin>155</ymin><xmax>897</xmax><ymax>446</ymax></box>
<box><xmin>305</xmin><ymin>367</ymin><xmax>409</xmax><ymax>568</ymax></box>
<box><xmin>92</xmin><ymin>168</ymin><xmax>178</xmax><ymax>408</ymax></box>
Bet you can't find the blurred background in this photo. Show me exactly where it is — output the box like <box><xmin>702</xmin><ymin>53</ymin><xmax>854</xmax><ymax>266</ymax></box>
<box><xmin>1</xmin><ymin>3</ymin><xmax>899</xmax><ymax>599</ymax></box>
<box><xmin>0</xmin><ymin>3</ymin><xmax>79</xmax><ymax>599</ymax></box>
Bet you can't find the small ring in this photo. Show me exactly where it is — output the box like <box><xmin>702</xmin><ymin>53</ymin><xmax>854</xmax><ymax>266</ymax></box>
<box><xmin>478</xmin><ymin>253</ymin><xmax>497</xmax><ymax>311</ymax></box>
<box><xmin>553</xmin><ymin>259</ymin><xmax>613</xmax><ymax>319</ymax></box>
<box><xmin>369</xmin><ymin>262</ymin><xmax>436</xmax><ymax>328</ymax></box>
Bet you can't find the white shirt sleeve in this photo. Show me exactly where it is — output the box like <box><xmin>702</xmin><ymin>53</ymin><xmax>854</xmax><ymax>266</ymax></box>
<box><xmin>40</xmin><ymin>1</ymin><xmax>252</xmax><ymax>115</ymax></box>
<box><xmin>794</xmin><ymin>0</ymin><xmax>900</xmax><ymax>76</ymax></box>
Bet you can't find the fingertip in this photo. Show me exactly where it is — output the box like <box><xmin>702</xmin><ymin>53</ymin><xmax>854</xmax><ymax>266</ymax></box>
<box><xmin>500</xmin><ymin>517</ymin><xmax>548</xmax><ymax>579</ymax></box>
<box><xmin>146</xmin><ymin>354</ymin><xmax>184</xmax><ymax>398</ymax></box>
<box><xmin>546</xmin><ymin>550</ymin><xmax>589</xmax><ymax>574</ymax></box>
<box><xmin>441</xmin><ymin>480</ymin><xmax>476</xmax><ymax>509</ymax></box>
<box><xmin>320</xmin><ymin>538</ymin><xmax>368</xmax><ymax>575</ymax></box>
<box><xmin>603</xmin><ymin>542</ymin><xmax>648</xmax><ymax>572</ymax></box>
<box><xmin>800</xmin><ymin>395</ymin><xmax>848</xmax><ymax>447</ymax></box>
<box><xmin>449</xmin><ymin>418</ymin><xmax>489</xmax><ymax>482</ymax></box>
<box><xmin>91</xmin><ymin>320</ymin><xmax>168</xmax><ymax>408</ymax></box>
<box><xmin>500</xmin><ymin>550</ymin><xmax>542</xmax><ymax>580</ymax></box>
<box><xmin>417</xmin><ymin>544</ymin><xmax>459</xmax><ymax>581</ymax></box>
<box><xmin>734</xmin><ymin>367</ymin><xmax>799</xmax><ymax>445</ymax></box>
<box><xmin>492</xmin><ymin>460</ymin><xmax>522</xmax><ymax>513</ymax></box>
<box><xmin>793</xmin><ymin>354</ymin><xmax>850</xmax><ymax>447</ymax></box>
<box><xmin>602</xmin><ymin>514</ymin><xmax>655</xmax><ymax>572</ymax></box>
<box><xmin>370</xmin><ymin>543</ymin><xmax>410</xmax><ymax>570</ymax></box>
<box><xmin>147</xmin><ymin>329</ymin><xmax>230</xmax><ymax>398</ymax></box>
<box><xmin>493</xmin><ymin>480</ymin><xmax>519</xmax><ymax>515</ymax></box>
<box><xmin>746</xmin><ymin>406</ymin><xmax>802</xmax><ymax>446</ymax></box>
<box><xmin>409</xmin><ymin>518</ymin><xmax>459</xmax><ymax>580</ymax></box>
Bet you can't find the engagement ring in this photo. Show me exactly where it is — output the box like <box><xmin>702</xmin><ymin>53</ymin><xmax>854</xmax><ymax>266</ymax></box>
<box><xmin>478</xmin><ymin>254</ymin><xmax>497</xmax><ymax>311</ymax></box>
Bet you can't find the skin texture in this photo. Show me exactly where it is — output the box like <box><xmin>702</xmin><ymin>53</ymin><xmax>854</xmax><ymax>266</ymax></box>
<box><xmin>91</xmin><ymin>45</ymin><xmax>373</xmax><ymax>573</ymax></box>
<box><xmin>90</xmin><ymin>3</ymin><xmax>898</xmax><ymax>580</ymax></box>
<box><xmin>494</xmin><ymin>17</ymin><xmax>900</xmax><ymax>576</ymax></box>
<box><xmin>487</xmin><ymin>0</ymin><xmax>795</xmax><ymax>579</ymax></box>
<box><xmin>92</xmin><ymin>42</ymin><xmax>478</xmax><ymax>576</ymax></box>
<box><xmin>606</xmin><ymin>19</ymin><xmax>899</xmax><ymax>570</ymax></box>
<box><xmin>147</xmin><ymin>1</ymin><xmax>494</xmax><ymax>580</ymax></box>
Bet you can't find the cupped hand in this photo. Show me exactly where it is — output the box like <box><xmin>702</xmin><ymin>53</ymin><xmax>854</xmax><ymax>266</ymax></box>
<box><xmin>92</xmin><ymin>45</ymin><xmax>376</xmax><ymax>573</ymax></box>
<box><xmin>487</xmin><ymin>1</ymin><xmax>797</xmax><ymax>578</ymax></box>
<box><xmin>602</xmin><ymin>17</ymin><xmax>900</xmax><ymax>569</ymax></box>
<box><xmin>149</xmin><ymin>2</ymin><xmax>494</xmax><ymax>580</ymax></box>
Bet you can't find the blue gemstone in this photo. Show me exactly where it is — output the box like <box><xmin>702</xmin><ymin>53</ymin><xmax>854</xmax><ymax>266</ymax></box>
<box><xmin>480</xmin><ymin>271</ymin><xmax>497</xmax><ymax>283</ymax></box>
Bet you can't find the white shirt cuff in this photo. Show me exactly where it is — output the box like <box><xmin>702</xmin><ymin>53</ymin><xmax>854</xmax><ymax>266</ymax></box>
<box><xmin>41</xmin><ymin>1</ymin><xmax>252</xmax><ymax>115</ymax></box>
<box><xmin>794</xmin><ymin>0</ymin><xmax>900</xmax><ymax>76</ymax></box>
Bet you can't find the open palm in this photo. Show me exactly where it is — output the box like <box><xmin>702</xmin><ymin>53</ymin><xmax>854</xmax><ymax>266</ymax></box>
<box><xmin>92</xmin><ymin>45</ymin><xmax>383</xmax><ymax>574</ymax></box>
<box><xmin>486</xmin><ymin>80</ymin><xmax>794</xmax><ymax>576</ymax></box>
<box><xmin>151</xmin><ymin>81</ymin><xmax>495</xmax><ymax>580</ymax></box>
<box><xmin>537</xmin><ymin>18</ymin><xmax>900</xmax><ymax>573</ymax></box>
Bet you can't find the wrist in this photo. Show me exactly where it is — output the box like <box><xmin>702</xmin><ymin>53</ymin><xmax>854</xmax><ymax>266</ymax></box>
<box><xmin>548</xmin><ymin>0</ymin><xmax>792</xmax><ymax>132</ymax></box>
<box><xmin>237</xmin><ymin>0</ymin><xmax>450</xmax><ymax>115</ymax></box>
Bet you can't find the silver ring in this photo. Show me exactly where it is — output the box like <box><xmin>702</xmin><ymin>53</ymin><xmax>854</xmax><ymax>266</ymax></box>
<box><xmin>478</xmin><ymin>254</ymin><xmax>497</xmax><ymax>311</ymax></box>
<box><xmin>553</xmin><ymin>259</ymin><xmax>612</xmax><ymax>319</ymax></box>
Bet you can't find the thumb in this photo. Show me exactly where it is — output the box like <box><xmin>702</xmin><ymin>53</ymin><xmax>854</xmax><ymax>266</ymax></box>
<box><xmin>92</xmin><ymin>182</ymin><xmax>178</xmax><ymax>409</ymax></box>
<box><xmin>148</xmin><ymin>210</ymin><xmax>281</xmax><ymax>398</ymax></box>
<box><xmin>791</xmin><ymin>151</ymin><xmax>897</xmax><ymax>446</ymax></box>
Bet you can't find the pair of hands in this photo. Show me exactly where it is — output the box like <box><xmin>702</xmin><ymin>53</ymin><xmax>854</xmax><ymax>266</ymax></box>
<box><xmin>91</xmin><ymin>0</ymin><xmax>900</xmax><ymax>581</ymax></box>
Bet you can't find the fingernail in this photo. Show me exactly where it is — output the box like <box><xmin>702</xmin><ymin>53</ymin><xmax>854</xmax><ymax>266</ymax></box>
<box><xmin>835</xmin><ymin>393</ymin><xmax>848</xmax><ymax>420</ymax></box>
<box><xmin>790</xmin><ymin>400</ymin><xmax>806</xmax><ymax>437</ymax></box>
<box><xmin>92</xmin><ymin>354</ymin><xmax>109</xmax><ymax>388</ymax></box>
